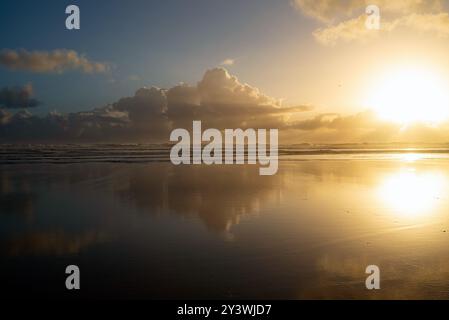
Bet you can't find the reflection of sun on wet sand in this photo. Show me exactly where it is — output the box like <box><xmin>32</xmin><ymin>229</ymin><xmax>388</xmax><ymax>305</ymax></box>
<box><xmin>377</xmin><ymin>169</ymin><xmax>447</xmax><ymax>219</ymax></box>
<box><xmin>2</xmin><ymin>148</ymin><xmax>449</xmax><ymax>298</ymax></box>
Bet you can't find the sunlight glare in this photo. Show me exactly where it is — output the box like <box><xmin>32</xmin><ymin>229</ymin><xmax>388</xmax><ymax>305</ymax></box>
<box><xmin>365</xmin><ymin>67</ymin><xmax>449</xmax><ymax>124</ymax></box>
<box><xmin>378</xmin><ymin>169</ymin><xmax>446</xmax><ymax>219</ymax></box>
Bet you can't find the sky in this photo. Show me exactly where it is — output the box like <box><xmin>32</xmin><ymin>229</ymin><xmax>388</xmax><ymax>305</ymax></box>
<box><xmin>1</xmin><ymin>0</ymin><xmax>449</xmax><ymax>143</ymax></box>
<box><xmin>0</xmin><ymin>0</ymin><xmax>314</xmax><ymax>113</ymax></box>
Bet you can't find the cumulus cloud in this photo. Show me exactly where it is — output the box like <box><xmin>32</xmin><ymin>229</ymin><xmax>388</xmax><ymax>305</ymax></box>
<box><xmin>0</xmin><ymin>68</ymin><xmax>307</xmax><ymax>142</ymax></box>
<box><xmin>198</xmin><ymin>68</ymin><xmax>281</xmax><ymax>106</ymax></box>
<box><xmin>293</xmin><ymin>0</ymin><xmax>449</xmax><ymax>45</ymax></box>
<box><xmin>167</xmin><ymin>68</ymin><xmax>294</xmax><ymax>130</ymax></box>
<box><xmin>0</xmin><ymin>49</ymin><xmax>109</xmax><ymax>73</ymax></box>
<box><xmin>0</xmin><ymin>84</ymin><xmax>40</xmax><ymax>109</ymax></box>
<box><xmin>2</xmin><ymin>67</ymin><xmax>449</xmax><ymax>144</ymax></box>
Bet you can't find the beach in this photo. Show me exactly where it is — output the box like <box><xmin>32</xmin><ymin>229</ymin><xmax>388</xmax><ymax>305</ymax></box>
<box><xmin>2</xmin><ymin>145</ymin><xmax>449</xmax><ymax>299</ymax></box>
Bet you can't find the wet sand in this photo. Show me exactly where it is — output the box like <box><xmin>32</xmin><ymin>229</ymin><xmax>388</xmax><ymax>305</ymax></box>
<box><xmin>2</xmin><ymin>148</ymin><xmax>449</xmax><ymax>299</ymax></box>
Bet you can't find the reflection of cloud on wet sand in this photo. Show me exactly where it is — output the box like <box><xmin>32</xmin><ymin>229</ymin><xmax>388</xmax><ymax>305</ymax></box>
<box><xmin>0</xmin><ymin>192</ymin><xmax>36</xmax><ymax>218</ymax></box>
<box><xmin>115</xmin><ymin>164</ymin><xmax>283</xmax><ymax>233</ymax></box>
<box><xmin>1</xmin><ymin>163</ymin><xmax>283</xmax><ymax>247</ymax></box>
<box><xmin>0</xmin><ymin>165</ymin><xmax>113</xmax><ymax>256</ymax></box>
<box><xmin>0</xmin><ymin>170</ymin><xmax>37</xmax><ymax>220</ymax></box>
<box><xmin>3</xmin><ymin>230</ymin><xmax>107</xmax><ymax>256</ymax></box>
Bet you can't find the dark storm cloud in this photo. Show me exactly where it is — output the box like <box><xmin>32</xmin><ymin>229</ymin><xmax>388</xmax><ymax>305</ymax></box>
<box><xmin>0</xmin><ymin>84</ymin><xmax>40</xmax><ymax>109</ymax></box>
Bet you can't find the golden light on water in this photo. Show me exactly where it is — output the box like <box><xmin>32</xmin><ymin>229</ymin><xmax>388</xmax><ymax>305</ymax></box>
<box><xmin>400</xmin><ymin>153</ymin><xmax>425</xmax><ymax>162</ymax></box>
<box><xmin>378</xmin><ymin>168</ymin><xmax>446</xmax><ymax>219</ymax></box>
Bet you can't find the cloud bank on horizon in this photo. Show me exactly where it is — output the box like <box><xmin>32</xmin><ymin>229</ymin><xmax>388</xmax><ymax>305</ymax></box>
<box><xmin>2</xmin><ymin>67</ymin><xmax>449</xmax><ymax>144</ymax></box>
<box><xmin>293</xmin><ymin>0</ymin><xmax>449</xmax><ymax>45</ymax></box>
<box><xmin>0</xmin><ymin>68</ymin><xmax>307</xmax><ymax>142</ymax></box>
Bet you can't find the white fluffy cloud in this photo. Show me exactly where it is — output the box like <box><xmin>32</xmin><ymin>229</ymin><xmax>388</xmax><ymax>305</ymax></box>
<box><xmin>197</xmin><ymin>68</ymin><xmax>281</xmax><ymax>106</ymax></box>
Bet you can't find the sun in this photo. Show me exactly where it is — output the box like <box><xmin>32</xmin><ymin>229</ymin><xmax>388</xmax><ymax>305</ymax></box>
<box><xmin>364</xmin><ymin>66</ymin><xmax>449</xmax><ymax>124</ymax></box>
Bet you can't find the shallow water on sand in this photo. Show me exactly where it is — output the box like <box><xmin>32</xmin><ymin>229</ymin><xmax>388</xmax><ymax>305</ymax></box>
<box><xmin>2</xmin><ymin>151</ymin><xmax>449</xmax><ymax>299</ymax></box>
